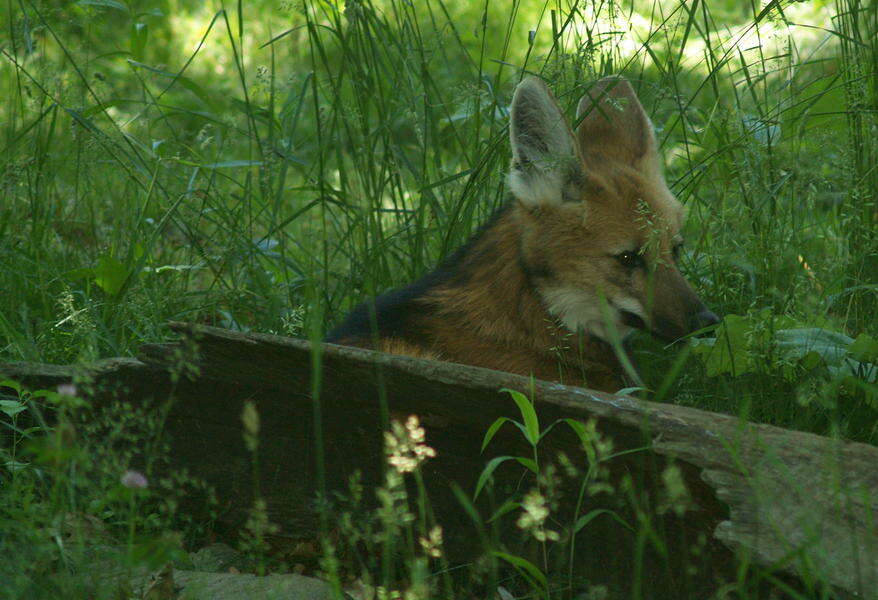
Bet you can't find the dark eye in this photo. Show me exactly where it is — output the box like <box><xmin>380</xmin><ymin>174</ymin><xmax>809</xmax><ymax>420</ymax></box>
<box><xmin>616</xmin><ymin>250</ymin><xmax>643</xmax><ymax>269</ymax></box>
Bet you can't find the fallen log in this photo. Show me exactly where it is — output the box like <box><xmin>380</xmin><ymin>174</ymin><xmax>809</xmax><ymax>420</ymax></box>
<box><xmin>2</xmin><ymin>322</ymin><xmax>876</xmax><ymax>598</ymax></box>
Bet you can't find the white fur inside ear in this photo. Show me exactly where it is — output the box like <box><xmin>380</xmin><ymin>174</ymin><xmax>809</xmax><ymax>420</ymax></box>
<box><xmin>509</xmin><ymin>77</ymin><xmax>578</xmax><ymax>206</ymax></box>
<box><xmin>506</xmin><ymin>169</ymin><xmax>565</xmax><ymax>206</ymax></box>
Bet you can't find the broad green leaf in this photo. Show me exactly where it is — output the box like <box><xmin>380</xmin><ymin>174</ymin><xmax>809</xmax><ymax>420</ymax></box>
<box><xmin>690</xmin><ymin>312</ymin><xmax>869</xmax><ymax>383</ymax></box>
<box><xmin>501</xmin><ymin>388</ymin><xmax>539</xmax><ymax>446</ymax></box>
<box><xmin>849</xmin><ymin>334</ymin><xmax>878</xmax><ymax>363</ymax></box>
<box><xmin>0</xmin><ymin>400</ymin><xmax>26</xmax><ymax>417</ymax></box>
<box><xmin>799</xmin><ymin>350</ymin><xmax>824</xmax><ymax>372</ymax></box>
<box><xmin>691</xmin><ymin>314</ymin><xmax>751</xmax><ymax>376</ymax></box>
<box><xmin>0</xmin><ymin>380</ymin><xmax>22</xmax><ymax>394</ymax></box>
<box><xmin>93</xmin><ymin>254</ymin><xmax>129</xmax><ymax>297</ymax></box>
<box><xmin>775</xmin><ymin>328</ymin><xmax>852</xmax><ymax>365</ymax></box>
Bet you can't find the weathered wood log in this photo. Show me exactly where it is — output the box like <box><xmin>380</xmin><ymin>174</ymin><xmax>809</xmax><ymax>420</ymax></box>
<box><xmin>2</xmin><ymin>322</ymin><xmax>876</xmax><ymax>598</ymax></box>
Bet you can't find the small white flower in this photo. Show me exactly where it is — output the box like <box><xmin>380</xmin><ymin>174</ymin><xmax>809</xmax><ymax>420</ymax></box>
<box><xmin>385</xmin><ymin>415</ymin><xmax>436</xmax><ymax>474</ymax></box>
<box><xmin>419</xmin><ymin>525</ymin><xmax>443</xmax><ymax>558</ymax></box>
<box><xmin>517</xmin><ymin>489</ymin><xmax>559</xmax><ymax>542</ymax></box>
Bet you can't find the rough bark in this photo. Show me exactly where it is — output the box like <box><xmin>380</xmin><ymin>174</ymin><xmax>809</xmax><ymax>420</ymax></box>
<box><xmin>2</xmin><ymin>322</ymin><xmax>876</xmax><ymax>598</ymax></box>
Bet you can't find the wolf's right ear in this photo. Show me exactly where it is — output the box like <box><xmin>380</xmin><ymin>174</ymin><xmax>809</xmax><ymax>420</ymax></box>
<box><xmin>508</xmin><ymin>76</ymin><xmax>580</xmax><ymax>206</ymax></box>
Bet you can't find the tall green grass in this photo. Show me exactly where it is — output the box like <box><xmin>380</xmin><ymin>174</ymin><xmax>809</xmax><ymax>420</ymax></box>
<box><xmin>1</xmin><ymin>0</ymin><xmax>873</xmax><ymax>437</ymax></box>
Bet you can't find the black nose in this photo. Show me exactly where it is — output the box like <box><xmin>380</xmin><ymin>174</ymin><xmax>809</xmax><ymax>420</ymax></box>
<box><xmin>690</xmin><ymin>308</ymin><xmax>720</xmax><ymax>332</ymax></box>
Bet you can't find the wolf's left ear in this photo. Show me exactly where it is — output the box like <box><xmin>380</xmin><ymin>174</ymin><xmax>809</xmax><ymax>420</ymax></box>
<box><xmin>508</xmin><ymin>76</ymin><xmax>581</xmax><ymax>206</ymax></box>
<box><xmin>576</xmin><ymin>77</ymin><xmax>660</xmax><ymax>174</ymax></box>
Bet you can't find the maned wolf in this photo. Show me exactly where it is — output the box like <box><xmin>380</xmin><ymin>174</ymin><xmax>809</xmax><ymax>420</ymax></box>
<box><xmin>328</xmin><ymin>76</ymin><xmax>718</xmax><ymax>392</ymax></box>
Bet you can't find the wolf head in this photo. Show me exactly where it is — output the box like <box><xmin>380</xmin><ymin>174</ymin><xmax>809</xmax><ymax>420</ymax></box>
<box><xmin>508</xmin><ymin>75</ymin><xmax>718</xmax><ymax>343</ymax></box>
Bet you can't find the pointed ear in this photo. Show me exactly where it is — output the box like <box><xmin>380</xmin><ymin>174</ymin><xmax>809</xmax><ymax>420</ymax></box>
<box><xmin>576</xmin><ymin>76</ymin><xmax>659</xmax><ymax>172</ymax></box>
<box><xmin>508</xmin><ymin>76</ymin><xmax>582</xmax><ymax>206</ymax></box>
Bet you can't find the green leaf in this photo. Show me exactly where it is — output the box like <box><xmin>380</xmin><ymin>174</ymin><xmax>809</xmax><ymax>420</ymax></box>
<box><xmin>535</xmin><ymin>418</ymin><xmax>569</xmax><ymax>443</ymax></box>
<box><xmin>481</xmin><ymin>417</ymin><xmax>512</xmax><ymax>452</ymax></box>
<box><xmin>774</xmin><ymin>328</ymin><xmax>877</xmax><ymax>382</ymax></box>
<box><xmin>691</xmin><ymin>314</ymin><xmax>752</xmax><ymax>376</ymax></box>
<box><xmin>229</xmin><ymin>98</ymin><xmax>276</xmax><ymax>124</ymax></box>
<box><xmin>615</xmin><ymin>386</ymin><xmax>648</xmax><ymax>396</ymax></box>
<box><xmin>135</xmin><ymin>8</ymin><xmax>164</xmax><ymax>18</ymax></box>
<box><xmin>562</xmin><ymin>418</ymin><xmax>588</xmax><ymax>442</ymax></box>
<box><xmin>492</xmin><ymin>552</ymin><xmax>547</xmax><ymax>593</ymax></box>
<box><xmin>450</xmin><ymin>483</ymin><xmax>483</xmax><ymax>525</ymax></box>
<box><xmin>562</xmin><ymin>418</ymin><xmax>598</xmax><ymax>463</ymax></box>
<box><xmin>0</xmin><ymin>400</ymin><xmax>26</xmax><ymax>417</ymax></box>
<box><xmin>127</xmin><ymin>60</ymin><xmax>220</xmax><ymax>111</ymax></box>
<box><xmin>827</xmin><ymin>284</ymin><xmax>878</xmax><ymax>307</ymax></box>
<box><xmin>0</xmin><ymin>380</ymin><xmax>22</xmax><ymax>394</ymax></box>
<box><xmin>474</xmin><ymin>455</ymin><xmax>516</xmax><ymax>500</ymax></box>
<box><xmin>418</xmin><ymin>168</ymin><xmax>473</xmax><ymax>192</ymax></box>
<box><xmin>849</xmin><ymin>334</ymin><xmax>878</xmax><ymax>363</ymax></box>
<box><xmin>199</xmin><ymin>160</ymin><xmax>263</xmax><ymax>169</ymax></box>
<box><xmin>77</xmin><ymin>0</ymin><xmax>129</xmax><ymax>12</ymax></box>
<box><xmin>691</xmin><ymin>313</ymin><xmax>861</xmax><ymax>380</ymax></box>
<box><xmin>3</xmin><ymin>459</ymin><xmax>30</xmax><ymax>473</ymax></box>
<box><xmin>572</xmin><ymin>508</ymin><xmax>633</xmax><ymax>534</ymax></box>
<box><xmin>515</xmin><ymin>457</ymin><xmax>538</xmax><ymax>473</ymax></box>
<box><xmin>131</xmin><ymin>21</ymin><xmax>148</xmax><ymax>60</ymax></box>
<box><xmin>775</xmin><ymin>328</ymin><xmax>853</xmax><ymax>365</ymax></box>
<box><xmin>840</xmin><ymin>376</ymin><xmax>878</xmax><ymax>406</ymax></box>
<box><xmin>487</xmin><ymin>499</ymin><xmax>521</xmax><ymax>523</ymax></box>
<box><xmin>501</xmin><ymin>388</ymin><xmax>539</xmax><ymax>446</ymax></box>
<box><xmin>799</xmin><ymin>350</ymin><xmax>824</xmax><ymax>372</ymax></box>
<box><xmin>93</xmin><ymin>254</ymin><xmax>130</xmax><ymax>297</ymax></box>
